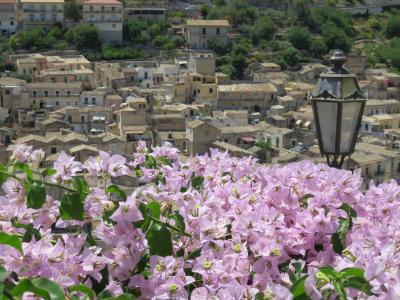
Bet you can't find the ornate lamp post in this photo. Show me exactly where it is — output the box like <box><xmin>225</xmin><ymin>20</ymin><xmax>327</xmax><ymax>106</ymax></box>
<box><xmin>310</xmin><ymin>50</ymin><xmax>366</xmax><ymax>169</ymax></box>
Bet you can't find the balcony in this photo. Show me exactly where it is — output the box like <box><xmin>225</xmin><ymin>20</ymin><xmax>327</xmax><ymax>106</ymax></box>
<box><xmin>23</xmin><ymin>9</ymin><xmax>62</xmax><ymax>13</ymax></box>
<box><xmin>85</xmin><ymin>17</ymin><xmax>122</xmax><ymax>23</ymax></box>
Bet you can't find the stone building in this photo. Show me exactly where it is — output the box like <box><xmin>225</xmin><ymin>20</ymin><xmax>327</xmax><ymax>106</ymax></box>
<box><xmin>82</xmin><ymin>0</ymin><xmax>123</xmax><ymax>44</ymax></box>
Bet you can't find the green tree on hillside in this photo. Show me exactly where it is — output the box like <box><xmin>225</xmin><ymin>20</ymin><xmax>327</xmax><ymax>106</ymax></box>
<box><xmin>71</xmin><ymin>24</ymin><xmax>101</xmax><ymax>49</ymax></box>
<box><xmin>251</xmin><ymin>16</ymin><xmax>277</xmax><ymax>44</ymax></box>
<box><xmin>64</xmin><ymin>0</ymin><xmax>81</xmax><ymax>22</ymax></box>
<box><xmin>285</xmin><ymin>26</ymin><xmax>312</xmax><ymax>50</ymax></box>
<box><xmin>386</xmin><ymin>15</ymin><xmax>400</xmax><ymax>38</ymax></box>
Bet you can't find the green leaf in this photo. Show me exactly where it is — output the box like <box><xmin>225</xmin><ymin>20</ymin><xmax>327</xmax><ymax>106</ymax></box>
<box><xmin>169</xmin><ymin>211</ymin><xmax>185</xmax><ymax>234</ymax></box>
<box><xmin>331</xmin><ymin>218</ymin><xmax>351</xmax><ymax>254</ymax></box>
<box><xmin>144</xmin><ymin>155</ymin><xmax>157</xmax><ymax>169</ymax></box>
<box><xmin>319</xmin><ymin>266</ymin><xmax>337</xmax><ymax>280</ymax></box>
<box><xmin>26</xmin><ymin>180</ymin><xmax>46</xmax><ymax>209</ymax></box>
<box><xmin>13</xmin><ymin>222</ymin><xmax>41</xmax><ymax>242</ymax></box>
<box><xmin>69</xmin><ymin>285</ymin><xmax>95</xmax><ymax>300</ymax></box>
<box><xmin>147</xmin><ymin>224</ymin><xmax>173</xmax><ymax>256</ymax></box>
<box><xmin>14</xmin><ymin>162</ymin><xmax>33</xmax><ymax>181</ymax></box>
<box><xmin>147</xmin><ymin>202</ymin><xmax>161</xmax><ymax>219</ymax></box>
<box><xmin>0</xmin><ymin>232</ymin><xmax>22</xmax><ymax>254</ymax></box>
<box><xmin>343</xmin><ymin>277</ymin><xmax>374</xmax><ymax>296</ymax></box>
<box><xmin>11</xmin><ymin>278</ymin><xmax>64</xmax><ymax>300</ymax></box>
<box><xmin>191</xmin><ymin>175</ymin><xmax>204</xmax><ymax>190</ymax></box>
<box><xmin>42</xmin><ymin>168</ymin><xmax>56</xmax><ymax>178</ymax></box>
<box><xmin>339</xmin><ymin>267</ymin><xmax>365</xmax><ymax>279</ymax></box>
<box><xmin>136</xmin><ymin>202</ymin><xmax>149</xmax><ymax>230</ymax></box>
<box><xmin>72</xmin><ymin>177</ymin><xmax>89</xmax><ymax>200</ymax></box>
<box><xmin>90</xmin><ymin>267</ymin><xmax>109</xmax><ymax>294</ymax></box>
<box><xmin>0</xmin><ymin>164</ymin><xmax>9</xmax><ymax>185</ymax></box>
<box><xmin>339</xmin><ymin>203</ymin><xmax>357</xmax><ymax>218</ymax></box>
<box><xmin>0</xmin><ymin>266</ymin><xmax>8</xmax><ymax>282</ymax></box>
<box><xmin>106</xmin><ymin>184</ymin><xmax>127</xmax><ymax>201</ymax></box>
<box><xmin>332</xmin><ymin>280</ymin><xmax>347</xmax><ymax>300</ymax></box>
<box><xmin>60</xmin><ymin>192</ymin><xmax>84</xmax><ymax>220</ymax></box>
<box><xmin>290</xmin><ymin>275</ymin><xmax>310</xmax><ymax>300</ymax></box>
<box><xmin>158</xmin><ymin>157</ymin><xmax>171</xmax><ymax>165</ymax></box>
<box><xmin>154</xmin><ymin>174</ymin><xmax>166</xmax><ymax>185</ymax></box>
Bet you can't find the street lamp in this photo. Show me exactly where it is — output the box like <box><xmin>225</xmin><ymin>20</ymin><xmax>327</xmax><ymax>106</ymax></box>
<box><xmin>310</xmin><ymin>50</ymin><xmax>366</xmax><ymax>169</ymax></box>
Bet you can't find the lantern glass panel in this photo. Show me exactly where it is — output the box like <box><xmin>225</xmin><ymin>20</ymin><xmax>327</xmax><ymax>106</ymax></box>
<box><xmin>340</xmin><ymin>101</ymin><xmax>363</xmax><ymax>153</ymax></box>
<box><xmin>342</xmin><ymin>77</ymin><xmax>358</xmax><ymax>98</ymax></box>
<box><xmin>317</xmin><ymin>101</ymin><xmax>338</xmax><ymax>153</ymax></box>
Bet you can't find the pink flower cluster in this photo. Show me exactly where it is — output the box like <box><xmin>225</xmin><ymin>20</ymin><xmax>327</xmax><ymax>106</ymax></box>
<box><xmin>0</xmin><ymin>144</ymin><xmax>399</xmax><ymax>299</ymax></box>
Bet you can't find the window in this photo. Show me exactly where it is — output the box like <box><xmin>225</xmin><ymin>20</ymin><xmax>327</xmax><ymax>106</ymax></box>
<box><xmin>90</xmin><ymin>5</ymin><xmax>93</xmax><ymax>12</ymax></box>
<box><xmin>51</xmin><ymin>147</ymin><xmax>57</xmax><ymax>154</ymax></box>
<box><xmin>216</xmin><ymin>28</ymin><xmax>220</xmax><ymax>35</ymax></box>
<box><xmin>101</xmin><ymin>5</ymin><xmax>104</xmax><ymax>11</ymax></box>
<box><xmin>112</xmin><ymin>23</ymin><xmax>116</xmax><ymax>28</ymax></box>
<box><xmin>5</xmin><ymin>90</ymin><xmax>10</xmax><ymax>95</ymax></box>
<box><xmin>209</xmin><ymin>88</ymin><xmax>213</xmax><ymax>94</ymax></box>
<box><xmin>202</xmin><ymin>28</ymin><xmax>206</xmax><ymax>35</ymax></box>
<box><xmin>275</xmin><ymin>137</ymin><xmax>279</xmax><ymax>148</ymax></box>
<box><xmin>67</xmin><ymin>91</ymin><xmax>71</xmax><ymax>97</ymax></box>
<box><xmin>84</xmin><ymin>97</ymin><xmax>88</xmax><ymax>104</ymax></box>
<box><xmin>144</xmin><ymin>72</ymin><xmax>148</xmax><ymax>79</ymax></box>
<box><xmin>111</xmin><ymin>6</ymin><xmax>115</xmax><ymax>12</ymax></box>
<box><xmin>81</xmin><ymin>116</ymin><xmax>85</xmax><ymax>123</ymax></box>
<box><xmin>56</xmin><ymin>91</ymin><xmax>59</xmax><ymax>97</ymax></box>
<box><xmin>40</xmin><ymin>13</ymin><xmax>45</xmax><ymax>21</ymax></box>
<box><xmin>56</xmin><ymin>101</ymin><xmax>59</xmax><ymax>106</ymax></box>
<box><xmin>68</xmin><ymin>116</ymin><xmax>72</xmax><ymax>123</ymax></box>
<box><xmin>10</xmin><ymin>21</ymin><xmax>14</xmax><ymax>26</ymax></box>
<box><xmin>92</xmin><ymin>98</ymin><xmax>96</xmax><ymax>105</ymax></box>
<box><xmin>44</xmin><ymin>91</ymin><xmax>48</xmax><ymax>97</ymax></box>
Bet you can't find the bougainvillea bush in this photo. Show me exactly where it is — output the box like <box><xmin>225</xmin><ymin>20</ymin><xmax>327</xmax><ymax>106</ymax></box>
<box><xmin>0</xmin><ymin>142</ymin><xmax>399</xmax><ymax>300</ymax></box>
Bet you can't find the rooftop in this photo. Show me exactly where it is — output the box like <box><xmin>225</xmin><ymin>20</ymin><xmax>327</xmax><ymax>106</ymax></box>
<box><xmin>186</xmin><ymin>19</ymin><xmax>231</xmax><ymax>27</ymax></box>
<box><xmin>218</xmin><ymin>83</ymin><xmax>277</xmax><ymax>93</ymax></box>
<box><xmin>350</xmin><ymin>151</ymin><xmax>384</xmax><ymax>166</ymax></box>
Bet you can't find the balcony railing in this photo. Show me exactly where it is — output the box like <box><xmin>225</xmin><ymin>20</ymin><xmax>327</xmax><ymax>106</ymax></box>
<box><xmin>23</xmin><ymin>9</ymin><xmax>62</xmax><ymax>13</ymax></box>
<box><xmin>85</xmin><ymin>17</ymin><xmax>122</xmax><ymax>22</ymax></box>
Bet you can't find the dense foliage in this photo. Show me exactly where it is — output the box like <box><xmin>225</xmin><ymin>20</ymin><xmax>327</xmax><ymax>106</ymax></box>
<box><xmin>0</xmin><ymin>143</ymin><xmax>398</xmax><ymax>299</ymax></box>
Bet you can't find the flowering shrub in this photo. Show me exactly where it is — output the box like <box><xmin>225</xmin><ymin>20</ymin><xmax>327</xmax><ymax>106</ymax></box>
<box><xmin>0</xmin><ymin>142</ymin><xmax>399</xmax><ymax>299</ymax></box>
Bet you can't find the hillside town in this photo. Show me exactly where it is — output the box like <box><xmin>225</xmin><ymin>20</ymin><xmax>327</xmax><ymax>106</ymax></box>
<box><xmin>1</xmin><ymin>0</ymin><xmax>400</xmax><ymax>191</ymax></box>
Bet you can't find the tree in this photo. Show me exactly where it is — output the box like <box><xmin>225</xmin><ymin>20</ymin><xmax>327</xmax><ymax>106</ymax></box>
<box><xmin>16</xmin><ymin>28</ymin><xmax>52</xmax><ymax>50</ymax></box>
<box><xmin>72</xmin><ymin>24</ymin><xmax>101</xmax><ymax>50</ymax></box>
<box><xmin>251</xmin><ymin>16</ymin><xmax>277</xmax><ymax>44</ymax></box>
<box><xmin>285</xmin><ymin>26</ymin><xmax>312</xmax><ymax>50</ymax></box>
<box><xmin>125</xmin><ymin>19</ymin><xmax>148</xmax><ymax>42</ymax></box>
<box><xmin>368</xmin><ymin>16</ymin><xmax>383</xmax><ymax>31</ymax></box>
<box><xmin>282</xmin><ymin>47</ymin><xmax>304</xmax><ymax>66</ymax></box>
<box><xmin>386</xmin><ymin>15</ymin><xmax>400</xmax><ymax>38</ymax></box>
<box><xmin>311</xmin><ymin>37</ymin><xmax>328</xmax><ymax>58</ymax></box>
<box><xmin>64</xmin><ymin>0</ymin><xmax>81</xmax><ymax>22</ymax></box>
<box><xmin>321</xmin><ymin>22</ymin><xmax>351</xmax><ymax>53</ymax></box>
<box><xmin>292</xmin><ymin>0</ymin><xmax>311</xmax><ymax>24</ymax></box>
